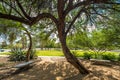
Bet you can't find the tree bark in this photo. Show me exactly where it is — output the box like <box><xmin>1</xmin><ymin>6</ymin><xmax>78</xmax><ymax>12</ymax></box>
<box><xmin>24</xmin><ymin>29</ymin><xmax>32</xmax><ymax>62</ymax></box>
<box><xmin>58</xmin><ymin>26</ymin><xmax>89</xmax><ymax>74</ymax></box>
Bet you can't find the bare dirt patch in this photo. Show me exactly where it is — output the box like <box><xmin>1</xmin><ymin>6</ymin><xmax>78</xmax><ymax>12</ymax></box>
<box><xmin>0</xmin><ymin>57</ymin><xmax>120</xmax><ymax>80</ymax></box>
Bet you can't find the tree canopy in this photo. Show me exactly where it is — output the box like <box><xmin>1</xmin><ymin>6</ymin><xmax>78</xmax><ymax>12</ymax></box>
<box><xmin>0</xmin><ymin>0</ymin><xmax>120</xmax><ymax>26</ymax></box>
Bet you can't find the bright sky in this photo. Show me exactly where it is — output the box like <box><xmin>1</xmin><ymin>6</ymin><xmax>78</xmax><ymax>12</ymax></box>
<box><xmin>0</xmin><ymin>37</ymin><xmax>3</xmax><ymax>44</ymax></box>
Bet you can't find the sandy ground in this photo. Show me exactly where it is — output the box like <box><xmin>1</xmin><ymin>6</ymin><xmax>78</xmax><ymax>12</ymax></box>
<box><xmin>0</xmin><ymin>57</ymin><xmax>120</xmax><ymax>80</ymax></box>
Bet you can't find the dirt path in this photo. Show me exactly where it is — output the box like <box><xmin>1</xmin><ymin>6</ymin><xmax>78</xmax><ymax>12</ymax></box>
<box><xmin>0</xmin><ymin>57</ymin><xmax>120</xmax><ymax>80</ymax></box>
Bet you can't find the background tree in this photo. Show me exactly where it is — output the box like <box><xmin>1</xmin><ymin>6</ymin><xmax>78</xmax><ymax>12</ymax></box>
<box><xmin>20</xmin><ymin>34</ymin><xmax>27</xmax><ymax>49</ymax></box>
<box><xmin>1</xmin><ymin>41</ymin><xmax>7</xmax><ymax>48</ymax></box>
<box><xmin>100</xmin><ymin>10</ymin><xmax>120</xmax><ymax>48</ymax></box>
<box><xmin>0</xmin><ymin>19</ymin><xmax>22</xmax><ymax>47</ymax></box>
<box><xmin>32</xmin><ymin>19</ymin><xmax>57</xmax><ymax>50</ymax></box>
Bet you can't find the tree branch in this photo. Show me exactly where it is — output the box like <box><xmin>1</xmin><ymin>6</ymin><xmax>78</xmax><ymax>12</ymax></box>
<box><xmin>64</xmin><ymin>0</ymin><xmax>120</xmax><ymax>17</ymax></box>
<box><xmin>64</xmin><ymin>0</ymin><xmax>73</xmax><ymax>14</ymax></box>
<box><xmin>0</xmin><ymin>0</ymin><xmax>24</xmax><ymax>18</ymax></box>
<box><xmin>64</xmin><ymin>0</ymin><xmax>91</xmax><ymax>16</ymax></box>
<box><xmin>0</xmin><ymin>12</ymin><xmax>30</xmax><ymax>25</ymax></box>
<box><xmin>15</xmin><ymin>0</ymin><xmax>31</xmax><ymax>20</ymax></box>
<box><xmin>31</xmin><ymin>13</ymin><xmax>58</xmax><ymax>26</ymax></box>
<box><xmin>65</xmin><ymin>8</ymin><xmax>85</xmax><ymax>34</ymax></box>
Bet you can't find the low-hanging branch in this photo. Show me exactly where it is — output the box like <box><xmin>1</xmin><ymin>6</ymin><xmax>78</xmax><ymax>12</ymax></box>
<box><xmin>0</xmin><ymin>12</ymin><xmax>30</xmax><ymax>25</ymax></box>
<box><xmin>31</xmin><ymin>13</ymin><xmax>58</xmax><ymax>26</ymax></box>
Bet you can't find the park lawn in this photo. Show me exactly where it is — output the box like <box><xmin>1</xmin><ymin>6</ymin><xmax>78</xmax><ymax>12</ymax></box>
<box><xmin>0</xmin><ymin>50</ymin><xmax>119</xmax><ymax>57</ymax></box>
<box><xmin>0</xmin><ymin>50</ymin><xmax>85</xmax><ymax>57</ymax></box>
<box><xmin>36</xmin><ymin>50</ymin><xmax>85</xmax><ymax>57</ymax></box>
<box><xmin>36</xmin><ymin>50</ymin><xmax>115</xmax><ymax>57</ymax></box>
<box><xmin>36</xmin><ymin>50</ymin><xmax>64</xmax><ymax>56</ymax></box>
<box><xmin>0</xmin><ymin>52</ymin><xmax>10</xmax><ymax>55</ymax></box>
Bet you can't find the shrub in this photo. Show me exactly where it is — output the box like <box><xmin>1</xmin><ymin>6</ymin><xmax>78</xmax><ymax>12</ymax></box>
<box><xmin>83</xmin><ymin>52</ymin><xmax>92</xmax><ymax>59</ymax></box>
<box><xmin>93</xmin><ymin>52</ymin><xmax>103</xmax><ymax>59</ymax></box>
<box><xmin>9</xmin><ymin>47</ymin><xmax>26</xmax><ymax>61</ymax></box>
<box><xmin>9</xmin><ymin>47</ymin><xmax>37</xmax><ymax>61</ymax></box>
<box><xmin>102</xmin><ymin>53</ymin><xmax>116</xmax><ymax>61</ymax></box>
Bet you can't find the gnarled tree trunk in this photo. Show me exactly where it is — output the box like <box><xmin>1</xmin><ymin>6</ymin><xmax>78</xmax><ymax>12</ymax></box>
<box><xmin>24</xmin><ymin>29</ymin><xmax>32</xmax><ymax>61</ymax></box>
<box><xmin>57</xmin><ymin>24</ymin><xmax>89</xmax><ymax>74</ymax></box>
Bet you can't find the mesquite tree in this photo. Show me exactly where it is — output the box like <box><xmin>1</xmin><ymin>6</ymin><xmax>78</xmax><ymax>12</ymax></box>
<box><xmin>0</xmin><ymin>0</ymin><xmax>120</xmax><ymax>74</ymax></box>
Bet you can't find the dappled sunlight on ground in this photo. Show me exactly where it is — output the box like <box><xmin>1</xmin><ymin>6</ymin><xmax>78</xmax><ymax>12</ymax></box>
<box><xmin>6</xmin><ymin>61</ymin><xmax>79</xmax><ymax>80</ymax></box>
<box><xmin>0</xmin><ymin>57</ymin><xmax>120</xmax><ymax>80</ymax></box>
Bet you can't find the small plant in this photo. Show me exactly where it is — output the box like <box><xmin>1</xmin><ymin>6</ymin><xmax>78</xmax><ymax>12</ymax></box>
<box><xmin>9</xmin><ymin>47</ymin><xmax>26</xmax><ymax>61</ymax></box>
<box><xmin>9</xmin><ymin>47</ymin><xmax>37</xmax><ymax>61</ymax></box>
<box><xmin>102</xmin><ymin>53</ymin><xmax>116</xmax><ymax>61</ymax></box>
<box><xmin>83</xmin><ymin>52</ymin><xmax>92</xmax><ymax>59</ymax></box>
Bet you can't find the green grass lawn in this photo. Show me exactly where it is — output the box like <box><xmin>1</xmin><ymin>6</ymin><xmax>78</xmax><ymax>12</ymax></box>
<box><xmin>36</xmin><ymin>50</ymin><xmax>87</xmax><ymax>57</ymax></box>
<box><xmin>0</xmin><ymin>50</ymin><xmax>85</xmax><ymax>56</ymax></box>
<box><xmin>0</xmin><ymin>50</ymin><xmax>64</xmax><ymax>56</ymax></box>
<box><xmin>0</xmin><ymin>50</ymin><xmax>119</xmax><ymax>57</ymax></box>
<box><xmin>0</xmin><ymin>52</ymin><xmax>10</xmax><ymax>55</ymax></box>
<box><xmin>36</xmin><ymin>50</ymin><xmax>64</xmax><ymax>56</ymax></box>
<box><xmin>0</xmin><ymin>50</ymin><xmax>120</xmax><ymax>61</ymax></box>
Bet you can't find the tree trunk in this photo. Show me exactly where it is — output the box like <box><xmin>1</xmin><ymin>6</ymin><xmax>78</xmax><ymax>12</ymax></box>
<box><xmin>24</xmin><ymin>29</ymin><xmax>32</xmax><ymax>61</ymax></box>
<box><xmin>58</xmin><ymin>31</ymin><xmax>89</xmax><ymax>74</ymax></box>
